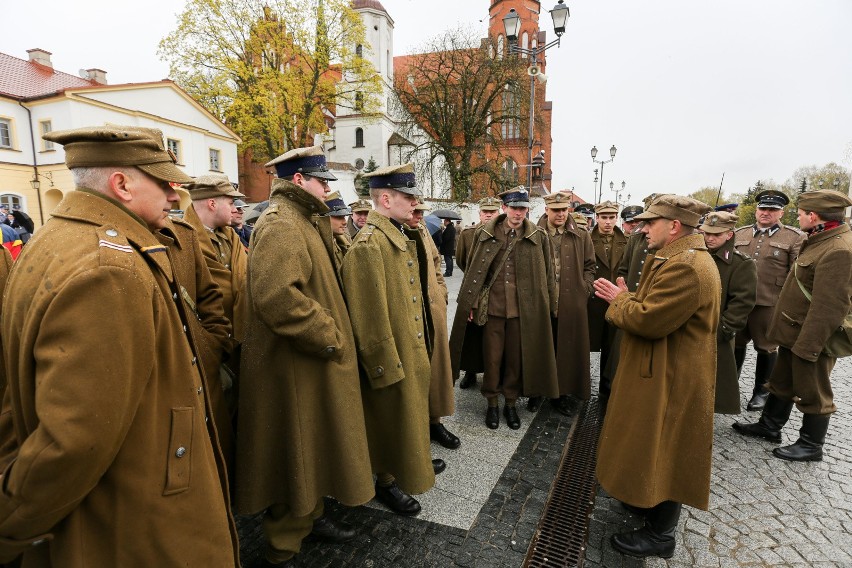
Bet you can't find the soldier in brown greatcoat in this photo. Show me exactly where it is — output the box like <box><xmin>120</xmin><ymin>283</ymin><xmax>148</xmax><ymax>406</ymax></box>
<box><xmin>236</xmin><ymin>146</ymin><xmax>374</xmax><ymax>566</ymax></box>
<box><xmin>734</xmin><ymin>189</ymin><xmax>805</xmax><ymax>410</ymax></box>
<box><xmin>0</xmin><ymin>126</ymin><xmax>239</xmax><ymax>566</ymax></box>
<box><xmin>700</xmin><ymin>212</ymin><xmax>758</xmax><ymax>414</ymax></box>
<box><xmin>0</xmin><ymin>247</ymin><xmax>15</xmax><ymax>468</ymax></box>
<box><xmin>588</xmin><ymin>201</ymin><xmax>628</xmax><ymax>398</ymax></box>
<box><xmin>594</xmin><ymin>195</ymin><xmax>718</xmax><ymax>560</ymax></box>
<box><xmin>347</xmin><ymin>199</ymin><xmax>372</xmax><ymax>239</ymax></box>
<box><xmin>734</xmin><ymin>190</ymin><xmax>852</xmax><ymax>462</ymax></box>
<box><xmin>532</xmin><ymin>192</ymin><xmax>596</xmax><ymax>412</ymax></box>
<box><xmin>456</xmin><ymin>196</ymin><xmax>501</xmax><ymax>390</ymax></box>
<box><xmin>321</xmin><ymin>192</ymin><xmax>353</xmax><ymax>269</ymax></box>
<box><xmin>448</xmin><ymin>187</ymin><xmax>558</xmax><ymax>431</ymax></box>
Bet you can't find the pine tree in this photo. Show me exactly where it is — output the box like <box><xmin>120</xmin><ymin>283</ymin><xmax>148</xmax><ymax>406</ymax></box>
<box><xmin>355</xmin><ymin>156</ymin><xmax>378</xmax><ymax>196</ymax></box>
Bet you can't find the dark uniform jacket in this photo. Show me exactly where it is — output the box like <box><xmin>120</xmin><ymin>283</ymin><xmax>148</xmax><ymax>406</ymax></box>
<box><xmin>448</xmin><ymin>216</ymin><xmax>559</xmax><ymax>398</ymax></box>
<box><xmin>455</xmin><ymin>224</ymin><xmax>478</xmax><ymax>271</ymax></box>
<box><xmin>710</xmin><ymin>238</ymin><xmax>757</xmax><ymax>413</ymax></box>
<box><xmin>589</xmin><ymin>226</ymin><xmax>628</xmax><ymax>351</ymax></box>
<box><xmin>439</xmin><ymin>222</ymin><xmax>456</xmax><ymax>256</ymax></box>
<box><xmin>734</xmin><ymin>223</ymin><xmax>804</xmax><ymax>307</ymax></box>
<box><xmin>0</xmin><ymin>190</ymin><xmax>238</xmax><ymax>567</ymax></box>
<box><xmin>617</xmin><ymin>232</ymin><xmax>653</xmax><ymax>293</ymax></box>
<box><xmin>768</xmin><ymin>224</ymin><xmax>852</xmax><ymax>362</ymax></box>
<box><xmin>597</xmin><ymin>234</ymin><xmax>720</xmax><ymax>510</ymax></box>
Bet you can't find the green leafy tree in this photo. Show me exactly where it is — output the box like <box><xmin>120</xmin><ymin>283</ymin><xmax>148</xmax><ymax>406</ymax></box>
<box><xmin>689</xmin><ymin>186</ymin><xmax>728</xmax><ymax>208</ymax></box>
<box><xmin>354</xmin><ymin>156</ymin><xmax>378</xmax><ymax>197</ymax></box>
<box><xmin>160</xmin><ymin>0</ymin><xmax>382</xmax><ymax>162</ymax></box>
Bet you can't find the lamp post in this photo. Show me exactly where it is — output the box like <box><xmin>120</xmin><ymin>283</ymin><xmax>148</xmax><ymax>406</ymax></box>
<box><xmin>591</xmin><ymin>144</ymin><xmax>617</xmax><ymax>203</ymax></box>
<box><xmin>613</xmin><ymin>180</ymin><xmax>629</xmax><ymax>206</ymax></box>
<box><xmin>503</xmin><ymin>0</ymin><xmax>569</xmax><ymax>191</ymax></box>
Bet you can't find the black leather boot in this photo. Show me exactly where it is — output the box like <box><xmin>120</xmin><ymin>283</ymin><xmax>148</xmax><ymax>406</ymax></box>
<box><xmin>485</xmin><ymin>405</ymin><xmax>499</xmax><ymax>429</ymax></box>
<box><xmin>310</xmin><ymin>515</ymin><xmax>356</xmax><ymax>543</ymax></box>
<box><xmin>773</xmin><ymin>413</ymin><xmax>830</xmax><ymax>462</ymax></box>
<box><xmin>503</xmin><ymin>404</ymin><xmax>521</xmax><ymax>430</ymax></box>
<box><xmin>733</xmin><ymin>393</ymin><xmax>793</xmax><ymax>443</ymax></box>
<box><xmin>527</xmin><ymin>396</ymin><xmax>542</xmax><ymax>412</ymax></box>
<box><xmin>611</xmin><ymin>500</ymin><xmax>681</xmax><ymax>558</ymax></box>
<box><xmin>747</xmin><ymin>351</ymin><xmax>777</xmax><ymax>410</ymax></box>
<box><xmin>430</xmin><ymin>423</ymin><xmax>461</xmax><ymax>449</ymax></box>
<box><xmin>734</xmin><ymin>346</ymin><xmax>746</xmax><ymax>377</ymax></box>
<box><xmin>459</xmin><ymin>371</ymin><xmax>476</xmax><ymax>389</ymax></box>
<box><xmin>374</xmin><ymin>481</ymin><xmax>421</xmax><ymax>517</ymax></box>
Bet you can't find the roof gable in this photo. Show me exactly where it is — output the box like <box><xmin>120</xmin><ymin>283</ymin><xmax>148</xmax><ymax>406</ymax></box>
<box><xmin>0</xmin><ymin>51</ymin><xmax>98</xmax><ymax>99</ymax></box>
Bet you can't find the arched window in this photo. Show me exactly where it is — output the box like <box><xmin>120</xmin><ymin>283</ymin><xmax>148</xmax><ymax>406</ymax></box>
<box><xmin>497</xmin><ymin>34</ymin><xmax>504</xmax><ymax>59</ymax></box>
<box><xmin>356</xmin><ymin>44</ymin><xmax>363</xmax><ymax>58</ymax></box>
<box><xmin>503</xmin><ymin>159</ymin><xmax>519</xmax><ymax>183</ymax></box>
<box><xmin>501</xmin><ymin>84</ymin><xmax>521</xmax><ymax>140</ymax></box>
<box><xmin>355</xmin><ymin>127</ymin><xmax>364</xmax><ymax>147</ymax></box>
<box><xmin>521</xmin><ymin>32</ymin><xmax>529</xmax><ymax>58</ymax></box>
<box><xmin>531</xmin><ymin>38</ymin><xmax>538</xmax><ymax>50</ymax></box>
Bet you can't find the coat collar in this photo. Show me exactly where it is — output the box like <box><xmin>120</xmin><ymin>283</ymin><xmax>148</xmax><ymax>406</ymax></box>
<box><xmin>365</xmin><ymin>210</ymin><xmax>411</xmax><ymax>251</ymax></box>
<box><xmin>802</xmin><ymin>222</ymin><xmax>850</xmax><ymax>248</ymax></box>
<box><xmin>535</xmin><ymin>213</ymin><xmax>583</xmax><ymax>237</ymax></box>
<box><xmin>712</xmin><ymin>236</ymin><xmax>736</xmax><ymax>265</ymax></box>
<box><xmin>654</xmin><ymin>233</ymin><xmax>708</xmax><ymax>260</ymax></box>
<box><xmin>479</xmin><ymin>215</ymin><xmax>541</xmax><ymax>242</ymax></box>
<box><xmin>269</xmin><ymin>178</ymin><xmax>330</xmax><ymax>218</ymax></box>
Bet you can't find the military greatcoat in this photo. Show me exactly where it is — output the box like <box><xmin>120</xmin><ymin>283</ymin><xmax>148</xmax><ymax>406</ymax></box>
<box><xmin>0</xmin><ymin>190</ymin><xmax>238</xmax><ymax>567</ymax></box>
<box><xmin>597</xmin><ymin>234</ymin><xmax>720</xmax><ymax>510</ymax></box>
<box><xmin>710</xmin><ymin>237</ymin><xmax>757</xmax><ymax>413</ymax></box>
<box><xmin>588</xmin><ymin>225</ymin><xmax>628</xmax><ymax>351</ymax></box>
<box><xmin>537</xmin><ymin>214</ymin><xmax>596</xmax><ymax>399</ymax></box>
<box><xmin>341</xmin><ymin>211</ymin><xmax>436</xmax><ymax>495</ymax></box>
<box><xmin>0</xmin><ymin>246</ymin><xmax>15</xmax><ymax>469</ymax></box>
<box><xmin>455</xmin><ymin>224</ymin><xmax>478</xmax><ymax>272</ymax></box>
<box><xmin>235</xmin><ymin>179</ymin><xmax>374</xmax><ymax>517</ymax></box>
<box><xmin>449</xmin><ymin>216</ymin><xmax>559</xmax><ymax>398</ymax></box>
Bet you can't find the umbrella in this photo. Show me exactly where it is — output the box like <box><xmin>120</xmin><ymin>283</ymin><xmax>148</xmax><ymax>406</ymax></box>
<box><xmin>11</xmin><ymin>210</ymin><xmax>34</xmax><ymax>234</ymax></box>
<box><xmin>431</xmin><ymin>208</ymin><xmax>462</xmax><ymax>220</ymax></box>
<box><xmin>244</xmin><ymin>200</ymin><xmax>269</xmax><ymax>224</ymax></box>
<box><xmin>423</xmin><ymin>214</ymin><xmax>442</xmax><ymax>235</ymax></box>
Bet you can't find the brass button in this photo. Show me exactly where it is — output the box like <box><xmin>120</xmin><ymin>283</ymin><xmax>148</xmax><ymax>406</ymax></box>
<box><xmin>175</xmin><ymin>447</ymin><xmax>187</xmax><ymax>458</ymax></box>
<box><xmin>375</xmin><ymin>366</ymin><xmax>384</xmax><ymax>376</ymax></box>
<box><xmin>105</xmin><ymin>229</ymin><xmax>119</xmax><ymax>237</ymax></box>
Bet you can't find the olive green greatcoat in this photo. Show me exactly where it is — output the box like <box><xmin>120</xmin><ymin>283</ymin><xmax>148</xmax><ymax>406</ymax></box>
<box><xmin>536</xmin><ymin>215</ymin><xmax>596</xmax><ymax>399</ymax></box>
<box><xmin>449</xmin><ymin>216</ymin><xmax>559</xmax><ymax>399</ymax></box>
<box><xmin>588</xmin><ymin>226</ymin><xmax>628</xmax><ymax>351</ymax></box>
<box><xmin>420</xmin><ymin>223</ymin><xmax>455</xmax><ymax>418</ymax></box>
<box><xmin>710</xmin><ymin>238</ymin><xmax>757</xmax><ymax>414</ymax></box>
<box><xmin>0</xmin><ymin>247</ymin><xmax>15</xmax><ymax>470</ymax></box>
<box><xmin>455</xmin><ymin>224</ymin><xmax>478</xmax><ymax>271</ymax></box>
<box><xmin>341</xmin><ymin>211</ymin><xmax>435</xmax><ymax>494</ymax></box>
<box><xmin>597</xmin><ymin>234</ymin><xmax>720</xmax><ymax>510</ymax></box>
<box><xmin>234</xmin><ymin>179</ymin><xmax>374</xmax><ymax>517</ymax></box>
<box><xmin>0</xmin><ymin>190</ymin><xmax>238</xmax><ymax>567</ymax></box>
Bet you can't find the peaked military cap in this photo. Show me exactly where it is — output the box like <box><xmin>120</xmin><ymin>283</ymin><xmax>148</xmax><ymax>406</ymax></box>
<box><xmin>642</xmin><ymin>193</ymin><xmax>659</xmax><ymax>209</ymax></box>
<box><xmin>634</xmin><ymin>194</ymin><xmax>712</xmax><ymax>227</ymax></box>
<box><xmin>543</xmin><ymin>192</ymin><xmax>572</xmax><ymax>209</ymax></box>
<box><xmin>348</xmin><ymin>199</ymin><xmax>373</xmax><ymax>213</ymax></box>
<box><xmin>184</xmin><ymin>174</ymin><xmax>245</xmax><ymax>200</ymax></box>
<box><xmin>797</xmin><ymin>189</ymin><xmax>852</xmax><ymax>213</ymax></box>
<box><xmin>323</xmin><ymin>192</ymin><xmax>352</xmax><ymax>216</ymax></box>
<box><xmin>363</xmin><ymin>163</ymin><xmax>420</xmax><ymax>196</ymax></box>
<box><xmin>414</xmin><ymin>197</ymin><xmax>430</xmax><ymax>212</ymax></box>
<box><xmin>234</xmin><ymin>199</ymin><xmax>249</xmax><ymax>210</ymax></box>
<box><xmin>43</xmin><ymin>125</ymin><xmax>193</xmax><ymax>183</ymax></box>
<box><xmin>594</xmin><ymin>200</ymin><xmax>619</xmax><ymax>214</ymax></box>
<box><xmin>699</xmin><ymin>211</ymin><xmax>738</xmax><ymax>234</ymax></box>
<box><xmin>621</xmin><ymin>205</ymin><xmax>644</xmax><ymax>221</ymax></box>
<box><xmin>755</xmin><ymin>189</ymin><xmax>789</xmax><ymax>209</ymax></box>
<box><xmin>714</xmin><ymin>203</ymin><xmax>738</xmax><ymax>212</ymax></box>
<box><xmin>266</xmin><ymin>145</ymin><xmax>337</xmax><ymax>181</ymax></box>
<box><xmin>572</xmin><ymin>212</ymin><xmax>589</xmax><ymax>228</ymax></box>
<box><xmin>574</xmin><ymin>203</ymin><xmax>595</xmax><ymax>217</ymax></box>
<box><xmin>478</xmin><ymin>196</ymin><xmax>502</xmax><ymax>211</ymax></box>
<box><xmin>499</xmin><ymin>186</ymin><xmax>530</xmax><ymax>208</ymax></box>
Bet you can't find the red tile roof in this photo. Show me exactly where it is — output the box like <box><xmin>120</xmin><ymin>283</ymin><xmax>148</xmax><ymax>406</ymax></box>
<box><xmin>0</xmin><ymin>51</ymin><xmax>98</xmax><ymax>100</ymax></box>
<box><xmin>351</xmin><ymin>0</ymin><xmax>388</xmax><ymax>15</ymax></box>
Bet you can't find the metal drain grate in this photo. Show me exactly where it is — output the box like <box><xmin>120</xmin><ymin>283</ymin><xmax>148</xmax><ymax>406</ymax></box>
<box><xmin>523</xmin><ymin>398</ymin><xmax>602</xmax><ymax>567</ymax></box>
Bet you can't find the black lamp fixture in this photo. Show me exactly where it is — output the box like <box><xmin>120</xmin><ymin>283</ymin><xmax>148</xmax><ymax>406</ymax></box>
<box><xmin>30</xmin><ymin>177</ymin><xmax>40</xmax><ymax>191</ymax></box>
<box><xmin>502</xmin><ymin>9</ymin><xmax>521</xmax><ymax>42</ymax></box>
<box><xmin>550</xmin><ymin>0</ymin><xmax>570</xmax><ymax>36</ymax></box>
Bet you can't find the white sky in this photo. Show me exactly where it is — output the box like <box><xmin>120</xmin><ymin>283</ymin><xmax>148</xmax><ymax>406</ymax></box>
<box><xmin>4</xmin><ymin>0</ymin><xmax>851</xmax><ymax>203</ymax></box>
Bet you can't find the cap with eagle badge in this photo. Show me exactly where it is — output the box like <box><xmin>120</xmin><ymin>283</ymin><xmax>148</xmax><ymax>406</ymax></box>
<box><xmin>265</xmin><ymin>145</ymin><xmax>338</xmax><ymax>181</ymax></box>
<box><xmin>348</xmin><ymin>199</ymin><xmax>372</xmax><ymax>213</ymax></box>
<box><xmin>699</xmin><ymin>211</ymin><xmax>739</xmax><ymax>234</ymax></box>
<box><xmin>498</xmin><ymin>186</ymin><xmax>531</xmax><ymax>208</ymax></box>
<box><xmin>633</xmin><ymin>194</ymin><xmax>712</xmax><ymax>228</ymax></box>
<box><xmin>755</xmin><ymin>189</ymin><xmax>789</xmax><ymax>210</ymax></box>
<box><xmin>621</xmin><ymin>205</ymin><xmax>644</xmax><ymax>221</ymax></box>
<box><xmin>543</xmin><ymin>192</ymin><xmax>572</xmax><ymax>209</ymax></box>
<box><xmin>797</xmin><ymin>189</ymin><xmax>852</xmax><ymax>213</ymax></box>
<box><xmin>183</xmin><ymin>174</ymin><xmax>245</xmax><ymax>200</ymax></box>
<box><xmin>323</xmin><ymin>192</ymin><xmax>352</xmax><ymax>217</ymax></box>
<box><xmin>478</xmin><ymin>196</ymin><xmax>502</xmax><ymax>211</ymax></box>
<box><xmin>363</xmin><ymin>163</ymin><xmax>420</xmax><ymax>196</ymax></box>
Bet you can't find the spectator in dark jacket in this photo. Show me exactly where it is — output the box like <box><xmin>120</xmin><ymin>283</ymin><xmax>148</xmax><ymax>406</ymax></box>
<box><xmin>439</xmin><ymin>218</ymin><xmax>456</xmax><ymax>276</ymax></box>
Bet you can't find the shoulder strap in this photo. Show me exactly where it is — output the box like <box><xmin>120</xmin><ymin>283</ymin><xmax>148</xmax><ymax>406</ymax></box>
<box><xmin>793</xmin><ymin>264</ymin><xmax>813</xmax><ymax>302</ymax></box>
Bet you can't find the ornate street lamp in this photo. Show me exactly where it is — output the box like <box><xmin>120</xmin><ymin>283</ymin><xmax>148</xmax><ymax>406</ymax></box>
<box><xmin>591</xmin><ymin>144</ymin><xmax>617</xmax><ymax>203</ymax></box>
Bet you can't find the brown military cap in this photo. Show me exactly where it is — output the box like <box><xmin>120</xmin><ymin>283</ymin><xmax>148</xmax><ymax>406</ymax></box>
<box><xmin>634</xmin><ymin>194</ymin><xmax>712</xmax><ymax>227</ymax></box>
<box><xmin>699</xmin><ymin>211</ymin><xmax>738</xmax><ymax>234</ymax></box>
<box><xmin>348</xmin><ymin>199</ymin><xmax>373</xmax><ymax>213</ymax></box>
<box><xmin>797</xmin><ymin>190</ymin><xmax>852</xmax><ymax>213</ymax></box>
<box><xmin>571</xmin><ymin>212</ymin><xmax>589</xmax><ymax>228</ymax></box>
<box><xmin>414</xmin><ymin>197</ymin><xmax>430</xmax><ymax>212</ymax></box>
<box><xmin>478</xmin><ymin>196</ymin><xmax>502</xmax><ymax>211</ymax></box>
<box><xmin>183</xmin><ymin>174</ymin><xmax>245</xmax><ymax>200</ymax></box>
<box><xmin>43</xmin><ymin>125</ymin><xmax>193</xmax><ymax>183</ymax></box>
<box><xmin>594</xmin><ymin>200</ymin><xmax>619</xmax><ymax>214</ymax></box>
<box><xmin>642</xmin><ymin>193</ymin><xmax>659</xmax><ymax>209</ymax></box>
<box><xmin>543</xmin><ymin>192</ymin><xmax>572</xmax><ymax>209</ymax></box>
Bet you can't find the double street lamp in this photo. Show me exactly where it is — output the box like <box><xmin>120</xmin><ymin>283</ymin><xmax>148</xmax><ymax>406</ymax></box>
<box><xmin>591</xmin><ymin>144</ymin><xmax>616</xmax><ymax>203</ymax></box>
<box><xmin>503</xmin><ymin>0</ymin><xmax>570</xmax><ymax>190</ymax></box>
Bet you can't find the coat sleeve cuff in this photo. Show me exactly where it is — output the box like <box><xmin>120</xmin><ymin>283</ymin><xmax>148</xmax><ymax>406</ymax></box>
<box><xmin>792</xmin><ymin>343</ymin><xmax>821</xmax><ymax>363</ymax></box>
<box><xmin>0</xmin><ymin>533</ymin><xmax>53</xmax><ymax>563</ymax></box>
<box><xmin>358</xmin><ymin>337</ymin><xmax>404</xmax><ymax>389</ymax></box>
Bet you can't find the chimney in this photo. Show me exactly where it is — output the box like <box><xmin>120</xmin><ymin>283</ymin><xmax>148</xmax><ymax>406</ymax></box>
<box><xmin>27</xmin><ymin>48</ymin><xmax>53</xmax><ymax>68</ymax></box>
<box><xmin>85</xmin><ymin>68</ymin><xmax>108</xmax><ymax>85</ymax></box>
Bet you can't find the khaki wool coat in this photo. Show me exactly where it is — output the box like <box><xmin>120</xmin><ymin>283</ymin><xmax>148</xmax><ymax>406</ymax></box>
<box><xmin>341</xmin><ymin>211</ymin><xmax>436</xmax><ymax>494</ymax></box>
<box><xmin>0</xmin><ymin>247</ymin><xmax>15</xmax><ymax>469</ymax></box>
<box><xmin>0</xmin><ymin>190</ymin><xmax>238</xmax><ymax>567</ymax></box>
<box><xmin>597</xmin><ymin>234</ymin><xmax>720</xmax><ymax>510</ymax></box>
<box><xmin>455</xmin><ymin>224</ymin><xmax>478</xmax><ymax>271</ymax></box>
<box><xmin>419</xmin><ymin>223</ymin><xmax>455</xmax><ymax>418</ymax></box>
<box><xmin>710</xmin><ymin>237</ymin><xmax>757</xmax><ymax>414</ymax></box>
<box><xmin>449</xmin><ymin>216</ymin><xmax>559</xmax><ymax>399</ymax></box>
<box><xmin>536</xmin><ymin>215</ymin><xmax>596</xmax><ymax>399</ymax></box>
<box><xmin>588</xmin><ymin>225</ymin><xmax>628</xmax><ymax>351</ymax></box>
<box><xmin>234</xmin><ymin>179</ymin><xmax>374</xmax><ymax>517</ymax></box>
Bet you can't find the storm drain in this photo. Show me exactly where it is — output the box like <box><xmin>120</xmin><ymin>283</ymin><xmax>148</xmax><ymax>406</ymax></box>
<box><xmin>523</xmin><ymin>398</ymin><xmax>602</xmax><ymax>567</ymax></box>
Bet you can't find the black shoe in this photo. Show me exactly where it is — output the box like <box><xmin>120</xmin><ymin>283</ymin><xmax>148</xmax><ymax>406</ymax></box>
<box><xmin>773</xmin><ymin>413</ymin><xmax>830</xmax><ymax>462</ymax></box>
<box><xmin>503</xmin><ymin>405</ymin><xmax>521</xmax><ymax>430</ymax></box>
<box><xmin>732</xmin><ymin>420</ymin><xmax>782</xmax><ymax>443</ymax></box>
<box><xmin>432</xmin><ymin>458</ymin><xmax>446</xmax><ymax>474</ymax></box>
<box><xmin>527</xmin><ymin>396</ymin><xmax>542</xmax><ymax>412</ymax></box>
<box><xmin>611</xmin><ymin>500</ymin><xmax>680</xmax><ymax>559</ymax></box>
<box><xmin>430</xmin><ymin>423</ymin><xmax>461</xmax><ymax>449</ymax></box>
<box><xmin>550</xmin><ymin>396</ymin><xmax>573</xmax><ymax>417</ymax></box>
<box><xmin>733</xmin><ymin>393</ymin><xmax>793</xmax><ymax>443</ymax></box>
<box><xmin>310</xmin><ymin>515</ymin><xmax>356</xmax><ymax>543</ymax></box>
<box><xmin>485</xmin><ymin>406</ymin><xmax>499</xmax><ymax>429</ymax></box>
<box><xmin>746</xmin><ymin>389</ymin><xmax>770</xmax><ymax>411</ymax></box>
<box><xmin>443</xmin><ymin>273</ymin><xmax>452</xmax><ymax>277</ymax></box>
<box><xmin>459</xmin><ymin>372</ymin><xmax>476</xmax><ymax>389</ymax></box>
<box><xmin>374</xmin><ymin>482</ymin><xmax>421</xmax><ymax>517</ymax></box>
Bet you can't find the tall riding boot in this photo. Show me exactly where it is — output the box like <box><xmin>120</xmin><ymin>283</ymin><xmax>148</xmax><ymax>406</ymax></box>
<box><xmin>611</xmin><ymin>500</ymin><xmax>681</xmax><ymax>559</ymax></box>
<box><xmin>773</xmin><ymin>413</ymin><xmax>830</xmax><ymax>462</ymax></box>
<box><xmin>747</xmin><ymin>351</ymin><xmax>777</xmax><ymax>411</ymax></box>
<box><xmin>734</xmin><ymin>346</ymin><xmax>746</xmax><ymax>378</ymax></box>
<box><xmin>733</xmin><ymin>393</ymin><xmax>793</xmax><ymax>443</ymax></box>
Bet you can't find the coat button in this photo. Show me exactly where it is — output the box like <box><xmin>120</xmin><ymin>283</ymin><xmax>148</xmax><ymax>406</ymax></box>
<box><xmin>191</xmin><ymin>357</ymin><xmax>197</xmax><ymax>365</ymax></box>
<box><xmin>375</xmin><ymin>366</ymin><xmax>384</xmax><ymax>376</ymax></box>
<box><xmin>408</xmin><ymin>260</ymin><xmax>414</xmax><ymax>266</ymax></box>
<box><xmin>175</xmin><ymin>447</ymin><xmax>187</xmax><ymax>458</ymax></box>
<box><xmin>410</xmin><ymin>277</ymin><xmax>415</xmax><ymax>283</ymax></box>
<box><xmin>417</xmin><ymin>332</ymin><xmax>423</xmax><ymax>338</ymax></box>
<box><xmin>105</xmin><ymin>229</ymin><xmax>119</xmax><ymax>237</ymax></box>
<box><xmin>173</xmin><ymin>292</ymin><xmax>179</xmax><ymax>300</ymax></box>
<box><xmin>415</xmin><ymin>315</ymin><xmax>420</xmax><ymax>321</ymax></box>
<box><xmin>412</xmin><ymin>296</ymin><xmax>417</xmax><ymax>302</ymax></box>
<box><xmin>397</xmin><ymin>362</ymin><xmax>402</xmax><ymax>368</ymax></box>
<box><xmin>197</xmin><ymin>386</ymin><xmax>203</xmax><ymax>394</ymax></box>
<box><xmin>325</xmin><ymin>346</ymin><xmax>336</xmax><ymax>354</ymax></box>
<box><xmin>183</xmin><ymin>325</ymin><xmax>188</xmax><ymax>333</ymax></box>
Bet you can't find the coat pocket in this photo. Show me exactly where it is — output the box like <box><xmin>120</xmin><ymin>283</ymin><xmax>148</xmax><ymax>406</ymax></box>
<box><xmin>163</xmin><ymin>407</ymin><xmax>194</xmax><ymax>496</ymax></box>
<box><xmin>640</xmin><ymin>343</ymin><xmax>653</xmax><ymax>378</ymax></box>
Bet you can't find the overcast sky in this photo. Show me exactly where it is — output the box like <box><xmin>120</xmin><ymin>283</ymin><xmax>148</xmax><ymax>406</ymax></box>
<box><xmin>5</xmin><ymin>0</ymin><xmax>850</xmax><ymax>204</ymax></box>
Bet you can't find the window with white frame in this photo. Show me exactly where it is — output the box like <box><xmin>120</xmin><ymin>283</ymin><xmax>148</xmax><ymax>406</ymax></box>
<box><xmin>0</xmin><ymin>194</ymin><xmax>25</xmax><ymax>212</ymax></box>
<box><xmin>40</xmin><ymin>120</ymin><xmax>54</xmax><ymax>150</ymax></box>
<box><xmin>0</xmin><ymin>118</ymin><xmax>13</xmax><ymax>149</ymax></box>
<box><xmin>209</xmin><ymin>148</ymin><xmax>221</xmax><ymax>171</ymax></box>
<box><xmin>167</xmin><ymin>138</ymin><xmax>182</xmax><ymax>163</ymax></box>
